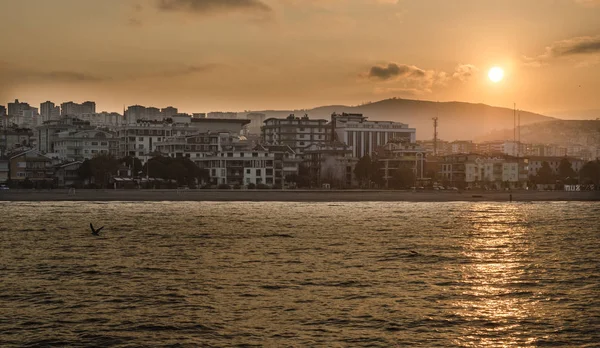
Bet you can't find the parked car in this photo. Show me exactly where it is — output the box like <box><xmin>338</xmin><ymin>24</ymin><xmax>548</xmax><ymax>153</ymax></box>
<box><xmin>0</xmin><ymin>185</ymin><xmax>9</xmax><ymax>190</ymax></box>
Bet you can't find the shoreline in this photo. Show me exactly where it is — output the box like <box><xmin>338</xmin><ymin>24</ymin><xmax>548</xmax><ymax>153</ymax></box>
<box><xmin>1</xmin><ymin>189</ymin><xmax>599</xmax><ymax>202</ymax></box>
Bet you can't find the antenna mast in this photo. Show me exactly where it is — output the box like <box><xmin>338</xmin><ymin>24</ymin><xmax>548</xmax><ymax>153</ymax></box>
<box><xmin>432</xmin><ymin>117</ymin><xmax>439</xmax><ymax>156</ymax></box>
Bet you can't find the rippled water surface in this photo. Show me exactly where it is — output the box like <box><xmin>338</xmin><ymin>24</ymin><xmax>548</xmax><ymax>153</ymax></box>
<box><xmin>1</xmin><ymin>201</ymin><xmax>599</xmax><ymax>347</ymax></box>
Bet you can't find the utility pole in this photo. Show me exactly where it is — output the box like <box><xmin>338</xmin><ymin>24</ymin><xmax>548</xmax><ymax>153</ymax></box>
<box><xmin>432</xmin><ymin>117</ymin><xmax>439</xmax><ymax>156</ymax></box>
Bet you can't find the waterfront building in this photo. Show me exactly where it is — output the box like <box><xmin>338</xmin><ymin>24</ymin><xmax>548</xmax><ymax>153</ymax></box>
<box><xmin>35</xmin><ymin>116</ymin><xmax>93</xmax><ymax>153</ymax></box>
<box><xmin>8</xmin><ymin>148</ymin><xmax>54</xmax><ymax>184</ymax></box>
<box><xmin>464</xmin><ymin>155</ymin><xmax>528</xmax><ymax>189</ymax></box>
<box><xmin>54</xmin><ymin>129</ymin><xmax>118</xmax><ymax>161</ymax></box>
<box><xmin>527</xmin><ymin>156</ymin><xmax>585</xmax><ymax>177</ymax></box>
<box><xmin>259</xmin><ymin>144</ymin><xmax>301</xmax><ymax>187</ymax></box>
<box><xmin>54</xmin><ymin>161</ymin><xmax>82</xmax><ymax>187</ymax></box>
<box><xmin>331</xmin><ymin>113</ymin><xmax>416</xmax><ymax>159</ymax></box>
<box><xmin>375</xmin><ymin>140</ymin><xmax>428</xmax><ymax>188</ymax></box>
<box><xmin>303</xmin><ymin>141</ymin><xmax>356</xmax><ymax>188</ymax></box>
<box><xmin>262</xmin><ymin>114</ymin><xmax>330</xmax><ymax>155</ymax></box>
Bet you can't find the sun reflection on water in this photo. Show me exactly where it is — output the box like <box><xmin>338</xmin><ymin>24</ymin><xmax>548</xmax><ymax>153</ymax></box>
<box><xmin>452</xmin><ymin>203</ymin><xmax>542</xmax><ymax>347</ymax></box>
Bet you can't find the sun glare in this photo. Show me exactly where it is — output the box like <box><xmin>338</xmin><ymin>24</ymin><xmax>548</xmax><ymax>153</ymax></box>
<box><xmin>488</xmin><ymin>67</ymin><xmax>504</xmax><ymax>83</ymax></box>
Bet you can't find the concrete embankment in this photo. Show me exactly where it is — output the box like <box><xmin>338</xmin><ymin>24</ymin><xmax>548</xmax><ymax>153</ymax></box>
<box><xmin>1</xmin><ymin>189</ymin><xmax>599</xmax><ymax>202</ymax></box>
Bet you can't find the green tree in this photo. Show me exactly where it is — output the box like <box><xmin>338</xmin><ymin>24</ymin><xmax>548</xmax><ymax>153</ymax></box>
<box><xmin>90</xmin><ymin>154</ymin><xmax>120</xmax><ymax>188</ymax></box>
<box><xmin>558</xmin><ymin>158</ymin><xmax>576</xmax><ymax>182</ymax></box>
<box><xmin>119</xmin><ymin>156</ymin><xmax>143</xmax><ymax>176</ymax></box>
<box><xmin>579</xmin><ymin>160</ymin><xmax>600</xmax><ymax>185</ymax></box>
<box><xmin>77</xmin><ymin>159</ymin><xmax>93</xmax><ymax>182</ymax></box>
<box><xmin>389</xmin><ymin>167</ymin><xmax>415</xmax><ymax>189</ymax></box>
<box><xmin>354</xmin><ymin>155</ymin><xmax>372</xmax><ymax>187</ymax></box>
<box><xmin>536</xmin><ymin>161</ymin><xmax>555</xmax><ymax>185</ymax></box>
<box><xmin>370</xmin><ymin>159</ymin><xmax>385</xmax><ymax>188</ymax></box>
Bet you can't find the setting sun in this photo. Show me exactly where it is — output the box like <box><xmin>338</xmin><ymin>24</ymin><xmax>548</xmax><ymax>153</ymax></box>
<box><xmin>488</xmin><ymin>67</ymin><xmax>504</xmax><ymax>83</ymax></box>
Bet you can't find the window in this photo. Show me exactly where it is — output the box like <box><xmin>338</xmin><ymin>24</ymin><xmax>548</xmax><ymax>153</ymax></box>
<box><xmin>240</xmin><ymin>153</ymin><xmax>244</xmax><ymax>157</ymax></box>
<box><xmin>139</xmin><ymin>137</ymin><xmax>144</xmax><ymax>141</ymax></box>
<box><xmin>266</xmin><ymin>169</ymin><xmax>273</xmax><ymax>176</ymax></box>
<box><xmin>246</xmin><ymin>169</ymin><xmax>251</xmax><ymax>174</ymax></box>
<box><xmin>139</xmin><ymin>152</ymin><xmax>144</xmax><ymax>156</ymax></box>
<box><xmin>100</xmin><ymin>142</ymin><xmax>107</xmax><ymax>146</ymax></box>
<box><xmin>256</xmin><ymin>169</ymin><xmax>262</xmax><ymax>176</ymax></box>
<box><xmin>252</xmin><ymin>153</ymin><xmax>258</xmax><ymax>157</ymax></box>
<box><xmin>227</xmin><ymin>153</ymin><xmax>233</xmax><ymax>157</ymax></box>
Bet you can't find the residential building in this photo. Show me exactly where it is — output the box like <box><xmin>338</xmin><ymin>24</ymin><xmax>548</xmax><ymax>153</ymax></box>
<box><xmin>465</xmin><ymin>155</ymin><xmax>528</xmax><ymax>189</ymax></box>
<box><xmin>0</xmin><ymin>105</ymin><xmax>6</xmax><ymax>117</ymax></box>
<box><xmin>260</xmin><ymin>145</ymin><xmax>301</xmax><ymax>187</ymax></box>
<box><xmin>527</xmin><ymin>156</ymin><xmax>585</xmax><ymax>177</ymax></box>
<box><xmin>8</xmin><ymin>148</ymin><xmax>54</xmax><ymax>184</ymax></box>
<box><xmin>54</xmin><ymin>161</ymin><xmax>82</xmax><ymax>187</ymax></box>
<box><xmin>35</xmin><ymin>116</ymin><xmax>93</xmax><ymax>153</ymax></box>
<box><xmin>78</xmin><ymin>112</ymin><xmax>123</xmax><ymax>127</ymax></box>
<box><xmin>477</xmin><ymin>140</ymin><xmax>525</xmax><ymax>157</ymax></box>
<box><xmin>417</xmin><ymin>139</ymin><xmax>450</xmax><ymax>156</ymax></box>
<box><xmin>304</xmin><ymin>141</ymin><xmax>356</xmax><ymax>188</ymax></box>
<box><xmin>451</xmin><ymin>140</ymin><xmax>475</xmax><ymax>154</ymax></box>
<box><xmin>40</xmin><ymin>101</ymin><xmax>61</xmax><ymax>122</ymax></box>
<box><xmin>246</xmin><ymin>112</ymin><xmax>266</xmax><ymax>135</ymax></box>
<box><xmin>194</xmin><ymin>149</ymin><xmax>276</xmax><ymax>186</ymax></box>
<box><xmin>162</xmin><ymin>106</ymin><xmax>178</xmax><ymax>118</ymax></box>
<box><xmin>438</xmin><ymin>154</ymin><xmax>481</xmax><ymax>189</ymax></box>
<box><xmin>8</xmin><ymin>99</ymin><xmax>31</xmax><ymax>117</ymax></box>
<box><xmin>81</xmin><ymin>101</ymin><xmax>96</xmax><ymax>114</ymax></box>
<box><xmin>262</xmin><ymin>114</ymin><xmax>330</xmax><ymax>155</ymax></box>
<box><xmin>331</xmin><ymin>113</ymin><xmax>416</xmax><ymax>158</ymax></box>
<box><xmin>13</xmin><ymin>108</ymin><xmax>39</xmax><ymax>128</ymax></box>
<box><xmin>54</xmin><ymin>129</ymin><xmax>118</xmax><ymax>161</ymax></box>
<box><xmin>207</xmin><ymin>112</ymin><xmax>238</xmax><ymax>119</ymax></box>
<box><xmin>61</xmin><ymin>101</ymin><xmax>83</xmax><ymax>116</ymax></box>
<box><xmin>0</xmin><ymin>127</ymin><xmax>33</xmax><ymax>155</ymax></box>
<box><xmin>375</xmin><ymin>140</ymin><xmax>428</xmax><ymax>188</ymax></box>
<box><xmin>146</xmin><ymin>107</ymin><xmax>162</xmax><ymax>121</ymax></box>
<box><xmin>0</xmin><ymin>159</ymin><xmax>8</xmax><ymax>183</ymax></box>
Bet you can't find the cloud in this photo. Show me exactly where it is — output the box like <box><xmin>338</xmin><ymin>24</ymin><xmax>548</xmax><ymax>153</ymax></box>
<box><xmin>366</xmin><ymin>62</ymin><xmax>477</xmax><ymax>94</ymax></box>
<box><xmin>525</xmin><ymin>35</ymin><xmax>600</xmax><ymax>67</ymax></box>
<box><xmin>157</xmin><ymin>0</ymin><xmax>271</xmax><ymax>15</ymax></box>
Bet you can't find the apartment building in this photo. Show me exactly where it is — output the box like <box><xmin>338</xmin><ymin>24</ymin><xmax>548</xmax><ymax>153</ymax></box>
<box><xmin>332</xmin><ymin>113</ymin><xmax>416</xmax><ymax>158</ymax></box>
<box><xmin>54</xmin><ymin>129</ymin><xmax>118</xmax><ymax>161</ymax></box>
<box><xmin>262</xmin><ymin>114</ymin><xmax>330</xmax><ymax>154</ymax></box>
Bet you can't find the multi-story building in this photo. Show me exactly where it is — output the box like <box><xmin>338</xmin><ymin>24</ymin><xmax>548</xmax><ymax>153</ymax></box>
<box><xmin>35</xmin><ymin>116</ymin><xmax>93</xmax><ymax>153</ymax></box>
<box><xmin>81</xmin><ymin>101</ymin><xmax>96</xmax><ymax>114</ymax></box>
<box><xmin>245</xmin><ymin>112</ymin><xmax>266</xmax><ymax>135</ymax></box>
<box><xmin>259</xmin><ymin>145</ymin><xmax>301</xmax><ymax>187</ymax></box>
<box><xmin>8</xmin><ymin>99</ymin><xmax>31</xmax><ymax>117</ymax></box>
<box><xmin>0</xmin><ymin>105</ymin><xmax>6</xmax><ymax>117</ymax></box>
<box><xmin>54</xmin><ymin>129</ymin><xmax>118</xmax><ymax>161</ymax></box>
<box><xmin>332</xmin><ymin>113</ymin><xmax>416</xmax><ymax>159</ymax></box>
<box><xmin>78</xmin><ymin>112</ymin><xmax>123</xmax><ymax>127</ymax></box>
<box><xmin>465</xmin><ymin>156</ymin><xmax>528</xmax><ymax>189</ymax></box>
<box><xmin>375</xmin><ymin>140</ymin><xmax>428</xmax><ymax>187</ymax></box>
<box><xmin>162</xmin><ymin>106</ymin><xmax>178</xmax><ymax>118</ymax></box>
<box><xmin>262</xmin><ymin>114</ymin><xmax>330</xmax><ymax>155</ymax></box>
<box><xmin>477</xmin><ymin>140</ymin><xmax>525</xmax><ymax>157</ymax></box>
<box><xmin>303</xmin><ymin>141</ymin><xmax>356</xmax><ymax>188</ymax></box>
<box><xmin>40</xmin><ymin>101</ymin><xmax>61</xmax><ymax>123</ymax></box>
<box><xmin>117</xmin><ymin>117</ymin><xmax>249</xmax><ymax>163</ymax></box>
<box><xmin>54</xmin><ymin>161</ymin><xmax>82</xmax><ymax>187</ymax></box>
<box><xmin>451</xmin><ymin>140</ymin><xmax>475</xmax><ymax>154</ymax></box>
<box><xmin>417</xmin><ymin>139</ymin><xmax>450</xmax><ymax>156</ymax></box>
<box><xmin>8</xmin><ymin>148</ymin><xmax>54</xmax><ymax>185</ymax></box>
<box><xmin>0</xmin><ymin>127</ymin><xmax>33</xmax><ymax>155</ymax></box>
<box><xmin>195</xmin><ymin>149</ymin><xmax>276</xmax><ymax>186</ymax></box>
<box><xmin>61</xmin><ymin>101</ymin><xmax>82</xmax><ymax>116</ymax></box>
<box><xmin>207</xmin><ymin>112</ymin><xmax>238</xmax><ymax>119</ymax></box>
<box><xmin>438</xmin><ymin>154</ymin><xmax>481</xmax><ymax>188</ymax></box>
<box><xmin>527</xmin><ymin>156</ymin><xmax>585</xmax><ymax>177</ymax></box>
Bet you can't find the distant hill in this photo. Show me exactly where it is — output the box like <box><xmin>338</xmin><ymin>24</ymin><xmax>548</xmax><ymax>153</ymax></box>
<box><xmin>249</xmin><ymin>98</ymin><xmax>555</xmax><ymax>141</ymax></box>
<box><xmin>548</xmin><ymin>109</ymin><xmax>600</xmax><ymax>120</ymax></box>
<box><xmin>476</xmin><ymin>119</ymin><xmax>600</xmax><ymax>146</ymax></box>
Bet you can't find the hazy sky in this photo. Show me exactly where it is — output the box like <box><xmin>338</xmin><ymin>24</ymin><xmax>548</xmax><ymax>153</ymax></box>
<box><xmin>1</xmin><ymin>0</ymin><xmax>599</xmax><ymax>115</ymax></box>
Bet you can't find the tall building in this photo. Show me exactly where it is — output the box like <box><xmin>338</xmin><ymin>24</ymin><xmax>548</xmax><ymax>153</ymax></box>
<box><xmin>8</xmin><ymin>99</ymin><xmax>31</xmax><ymax>117</ymax></box>
<box><xmin>146</xmin><ymin>107</ymin><xmax>162</xmax><ymax>121</ymax></box>
<box><xmin>332</xmin><ymin>113</ymin><xmax>416</xmax><ymax>158</ymax></box>
<box><xmin>81</xmin><ymin>101</ymin><xmax>96</xmax><ymax>114</ymax></box>
<box><xmin>0</xmin><ymin>105</ymin><xmax>6</xmax><ymax>116</ymax></box>
<box><xmin>40</xmin><ymin>101</ymin><xmax>61</xmax><ymax>122</ymax></box>
<box><xmin>262</xmin><ymin>114</ymin><xmax>330</xmax><ymax>155</ymax></box>
<box><xmin>61</xmin><ymin>101</ymin><xmax>82</xmax><ymax>116</ymax></box>
<box><xmin>246</xmin><ymin>112</ymin><xmax>266</xmax><ymax>135</ymax></box>
<box><xmin>161</xmin><ymin>106</ymin><xmax>178</xmax><ymax>118</ymax></box>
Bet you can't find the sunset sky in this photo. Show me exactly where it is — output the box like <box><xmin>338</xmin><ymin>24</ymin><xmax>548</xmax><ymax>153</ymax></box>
<box><xmin>1</xmin><ymin>0</ymin><xmax>599</xmax><ymax>116</ymax></box>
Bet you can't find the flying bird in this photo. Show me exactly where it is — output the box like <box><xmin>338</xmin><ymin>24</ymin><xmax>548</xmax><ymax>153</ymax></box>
<box><xmin>90</xmin><ymin>223</ymin><xmax>104</xmax><ymax>236</ymax></box>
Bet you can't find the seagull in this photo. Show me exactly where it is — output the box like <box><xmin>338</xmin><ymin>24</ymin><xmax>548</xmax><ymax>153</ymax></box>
<box><xmin>90</xmin><ymin>223</ymin><xmax>104</xmax><ymax>236</ymax></box>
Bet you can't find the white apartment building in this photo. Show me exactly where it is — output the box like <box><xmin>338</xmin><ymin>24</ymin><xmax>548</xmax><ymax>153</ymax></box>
<box><xmin>332</xmin><ymin>113</ymin><xmax>416</xmax><ymax>158</ymax></box>
<box><xmin>262</xmin><ymin>114</ymin><xmax>330</xmax><ymax>154</ymax></box>
<box><xmin>78</xmin><ymin>112</ymin><xmax>123</xmax><ymax>127</ymax></box>
<box><xmin>465</xmin><ymin>156</ymin><xmax>528</xmax><ymax>189</ymax></box>
<box><xmin>477</xmin><ymin>140</ymin><xmax>525</xmax><ymax>157</ymax></box>
<box><xmin>196</xmin><ymin>150</ymin><xmax>275</xmax><ymax>186</ymax></box>
<box><xmin>54</xmin><ymin>130</ymin><xmax>118</xmax><ymax>161</ymax></box>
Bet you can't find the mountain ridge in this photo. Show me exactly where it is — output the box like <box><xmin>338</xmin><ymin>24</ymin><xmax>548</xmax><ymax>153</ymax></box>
<box><xmin>248</xmin><ymin>98</ymin><xmax>557</xmax><ymax>141</ymax></box>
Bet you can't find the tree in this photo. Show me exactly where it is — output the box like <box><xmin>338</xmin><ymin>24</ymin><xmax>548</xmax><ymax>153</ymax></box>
<box><xmin>119</xmin><ymin>156</ymin><xmax>143</xmax><ymax>176</ymax></box>
<box><xmin>558</xmin><ymin>158</ymin><xmax>576</xmax><ymax>182</ymax></box>
<box><xmin>536</xmin><ymin>161</ymin><xmax>555</xmax><ymax>185</ymax></box>
<box><xmin>354</xmin><ymin>155</ymin><xmax>372</xmax><ymax>187</ymax></box>
<box><xmin>78</xmin><ymin>159</ymin><xmax>93</xmax><ymax>182</ymax></box>
<box><xmin>579</xmin><ymin>160</ymin><xmax>600</xmax><ymax>185</ymax></box>
<box><xmin>370</xmin><ymin>159</ymin><xmax>385</xmax><ymax>188</ymax></box>
<box><xmin>389</xmin><ymin>167</ymin><xmax>415</xmax><ymax>189</ymax></box>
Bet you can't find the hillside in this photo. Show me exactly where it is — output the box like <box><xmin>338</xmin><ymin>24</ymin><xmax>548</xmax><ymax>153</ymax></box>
<box><xmin>250</xmin><ymin>98</ymin><xmax>555</xmax><ymax>141</ymax></box>
<box><xmin>476</xmin><ymin>120</ymin><xmax>600</xmax><ymax>146</ymax></box>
